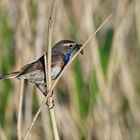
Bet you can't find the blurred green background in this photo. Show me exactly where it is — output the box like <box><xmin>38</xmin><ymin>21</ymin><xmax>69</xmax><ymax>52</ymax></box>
<box><xmin>0</xmin><ymin>0</ymin><xmax>140</xmax><ymax>140</ymax></box>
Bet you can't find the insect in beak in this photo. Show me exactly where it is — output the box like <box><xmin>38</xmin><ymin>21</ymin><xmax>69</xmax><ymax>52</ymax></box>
<box><xmin>76</xmin><ymin>44</ymin><xmax>84</xmax><ymax>55</ymax></box>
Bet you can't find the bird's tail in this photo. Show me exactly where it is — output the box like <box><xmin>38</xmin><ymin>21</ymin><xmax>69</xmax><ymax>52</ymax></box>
<box><xmin>0</xmin><ymin>71</ymin><xmax>20</xmax><ymax>80</ymax></box>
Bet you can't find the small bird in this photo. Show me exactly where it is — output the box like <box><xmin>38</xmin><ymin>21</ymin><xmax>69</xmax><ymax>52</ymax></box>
<box><xmin>0</xmin><ymin>40</ymin><xmax>83</xmax><ymax>93</ymax></box>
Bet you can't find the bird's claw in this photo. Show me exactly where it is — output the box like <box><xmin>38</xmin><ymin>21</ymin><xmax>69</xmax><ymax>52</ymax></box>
<box><xmin>46</xmin><ymin>97</ymin><xmax>54</xmax><ymax>109</ymax></box>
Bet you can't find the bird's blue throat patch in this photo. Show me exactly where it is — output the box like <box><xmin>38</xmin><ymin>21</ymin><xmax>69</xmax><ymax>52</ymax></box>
<box><xmin>64</xmin><ymin>47</ymin><xmax>75</xmax><ymax>64</ymax></box>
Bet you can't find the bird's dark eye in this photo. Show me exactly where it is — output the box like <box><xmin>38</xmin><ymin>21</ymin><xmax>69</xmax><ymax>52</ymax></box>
<box><xmin>69</xmin><ymin>44</ymin><xmax>73</xmax><ymax>47</ymax></box>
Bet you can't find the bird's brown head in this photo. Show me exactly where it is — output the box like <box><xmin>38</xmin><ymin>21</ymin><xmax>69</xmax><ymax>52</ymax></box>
<box><xmin>52</xmin><ymin>40</ymin><xmax>84</xmax><ymax>56</ymax></box>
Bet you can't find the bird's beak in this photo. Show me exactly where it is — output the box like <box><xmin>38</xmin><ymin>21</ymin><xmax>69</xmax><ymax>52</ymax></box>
<box><xmin>76</xmin><ymin>44</ymin><xmax>84</xmax><ymax>55</ymax></box>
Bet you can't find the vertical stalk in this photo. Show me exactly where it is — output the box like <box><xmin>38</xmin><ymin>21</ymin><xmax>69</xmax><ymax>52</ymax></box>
<box><xmin>17</xmin><ymin>80</ymin><xmax>24</xmax><ymax>140</ymax></box>
<box><xmin>45</xmin><ymin>0</ymin><xmax>60</xmax><ymax>140</ymax></box>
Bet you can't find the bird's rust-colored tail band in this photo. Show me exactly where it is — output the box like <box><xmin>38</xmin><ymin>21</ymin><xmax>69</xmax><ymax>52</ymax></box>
<box><xmin>0</xmin><ymin>71</ymin><xmax>20</xmax><ymax>80</ymax></box>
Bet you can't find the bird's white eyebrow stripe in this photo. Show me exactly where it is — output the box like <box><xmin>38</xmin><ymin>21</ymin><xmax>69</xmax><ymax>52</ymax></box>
<box><xmin>63</xmin><ymin>43</ymin><xmax>76</xmax><ymax>46</ymax></box>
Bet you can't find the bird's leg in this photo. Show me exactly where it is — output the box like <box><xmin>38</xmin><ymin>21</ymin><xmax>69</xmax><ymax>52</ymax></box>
<box><xmin>35</xmin><ymin>84</ymin><xmax>54</xmax><ymax>109</ymax></box>
<box><xmin>35</xmin><ymin>84</ymin><xmax>47</xmax><ymax>96</ymax></box>
<box><xmin>40</xmin><ymin>83</ymin><xmax>54</xmax><ymax>98</ymax></box>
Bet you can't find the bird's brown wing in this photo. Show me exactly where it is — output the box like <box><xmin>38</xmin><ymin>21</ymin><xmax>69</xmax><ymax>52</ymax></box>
<box><xmin>16</xmin><ymin>59</ymin><xmax>44</xmax><ymax>77</ymax></box>
<box><xmin>16</xmin><ymin>53</ymin><xmax>65</xmax><ymax>83</ymax></box>
<box><xmin>15</xmin><ymin>58</ymin><xmax>45</xmax><ymax>85</ymax></box>
<box><xmin>0</xmin><ymin>60</ymin><xmax>44</xmax><ymax>81</ymax></box>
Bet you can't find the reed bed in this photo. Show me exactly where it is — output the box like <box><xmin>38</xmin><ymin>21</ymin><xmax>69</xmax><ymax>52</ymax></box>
<box><xmin>0</xmin><ymin>0</ymin><xmax>140</xmax><ymax>140</ymax></box>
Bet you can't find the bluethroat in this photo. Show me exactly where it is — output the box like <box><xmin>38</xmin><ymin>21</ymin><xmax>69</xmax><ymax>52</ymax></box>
<box><xmin>0</xmin><ymin>40</ymin><xmax>83</xmax><ymax>93</ymax></box>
